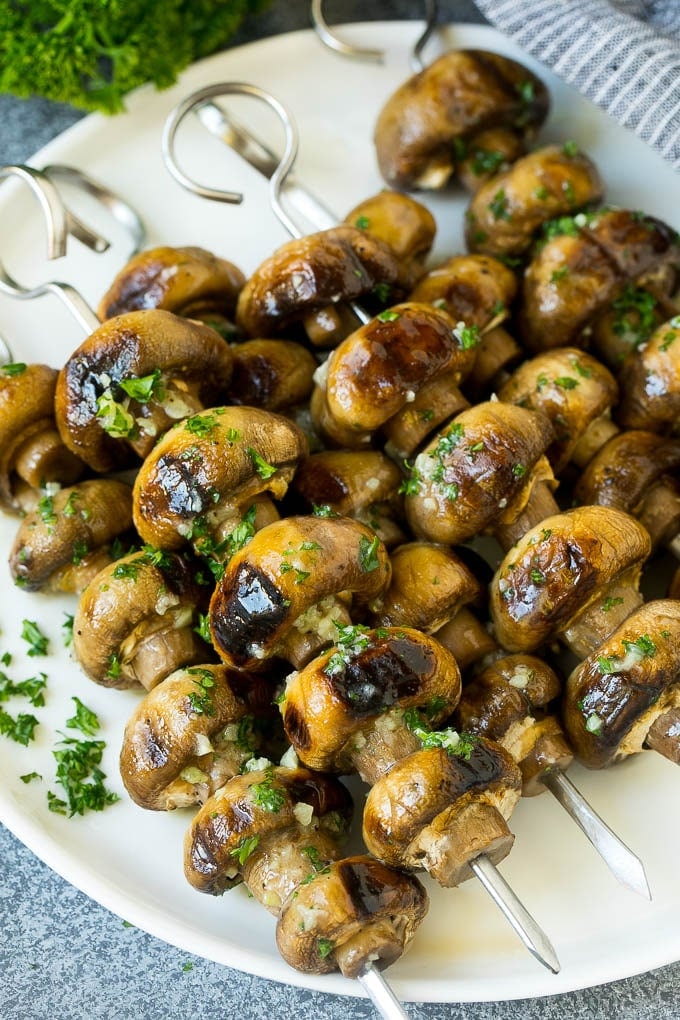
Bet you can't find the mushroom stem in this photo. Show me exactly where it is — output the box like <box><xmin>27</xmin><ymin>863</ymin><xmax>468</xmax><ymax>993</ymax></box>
<box><xmin>465</xmin><ymin>326</ymin><xmax>521</xmax><ymax>401</ymax></box>
<box><xmin>13</xmin><ymin>429</ymin><xmax>84</xmax><ymax>491</ymax></box>
<box><xmin>570</xmin><ymin>415</ymin><xmax>620</xmax><ymax>470</ymax></box>
<box><xmin>382</xmin><ymin>373</ymin><xmax>470</xmax><ymax>460</ymax></box>
<box><xmin>638</xmin><ymin>478</ymin><xmax>680</xmax><ymax>549</ymax></box>
<box><xmin>351</xmin><ymin>718</ymin><xmax>421</xmax><ymax>788</ymax></box>
<box><xmin>434</xmin><ymin>607</ymin><xmax>497</xmax><ymax>671</ymax></box>
<box><xmin>127</xmin><ymin>624</ymin><xmax>208</xmax><ymax>691</ymax></box>
<box><xmin>415</xmin><ymin>799</ymin><xmax>515</xmax><ymax>887</ymax></box>
<box><xmin>494</xmin><ymin>479</ymin><xmax>559</xmax><ymax>552</ymax></box>
<box><xmin>644</xmin><ymin>708</ymin><xmax>680</xmax><ymax>764</ymax></box>
<box><xmin>561</xmin><ymin>576</ymin><xmax>644</xmax><ymax>659</ymax></box>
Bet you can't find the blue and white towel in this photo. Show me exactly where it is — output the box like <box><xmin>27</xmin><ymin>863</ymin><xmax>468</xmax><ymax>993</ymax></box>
<box><xmin>473</xmin><ymin>0</ymin><xmax>680</xmax><ymax>170</ymax></box>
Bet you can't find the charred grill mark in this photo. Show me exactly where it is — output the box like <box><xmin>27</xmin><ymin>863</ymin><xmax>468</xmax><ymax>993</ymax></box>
<box><xmin>282</xmin><ymin>703</ymin><xmax>312</xmax><ymax>753</ymax></box>
<box><xmin>229</xmin><ymin>355</ymin><xmax>277</xmax><ymax>407</ymax></box>
<box><xmin>331</xmin><ymin>637</ymin><xmax>433</xmax><ymax>717</ymax></box>
<box><xmin>336</xmin><ymin>858</ymin><xmax>389</xmax><ymax>919</ymax></box>
<box><xmin>154</xmin><ymin>453</ymin><xmax>216</xmax><ymax>519</ymax></box>
<box><xmin>141</xmin><ymin>720</ymin><xmax>169</xmax><ymax>769</ymax></box>
<box><xmin>211</xmin><ymin>563</ymin><xmax>289</xmax><ymax>665</ymax></box>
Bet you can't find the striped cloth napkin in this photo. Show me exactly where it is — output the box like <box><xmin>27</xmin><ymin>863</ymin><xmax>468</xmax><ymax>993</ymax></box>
<box><xmin>472</xmin><ymin>0</ymin><xmax>680</xmax><ymax>170</ymax></box>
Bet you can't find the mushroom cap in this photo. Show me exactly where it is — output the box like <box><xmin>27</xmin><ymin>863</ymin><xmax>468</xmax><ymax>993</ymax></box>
<box><xmin>404</xmin><ymin>401</ymin><xmax>555</xmax><ymax>545</ymax></box>
<box><xmin>9</xmin><ymin>478</ymin><xmax>133</xmax><ymax>592</ymax></box>
<box><xmin>55</xmin><ymin>309</ymin><xmax>234</xmax><ymax>472</ymax></box>
<box><xmin>563</xmin><ymin>600</ymin><xmax>680</xmax><ymax>768</ymax></box>
<box><xmin>457</xmin><ymin>126</ymin><xmax>527</xmax><ymax>192</ymax></box>
<box><xmin>490</xmin><ymin>505</ymin><xmax>651</xmax><ymax>652</ymax></box>
<box><xmin>97</xmin><ymin>245</ymin><xmax>245</xmax><ymax>322</ymax></box>
<box><xmin>73</xmin><ymin>548</ymin><xmax>209</xmax><ymax>688</ymax></box>
<box><xmin>281</xmin><ymin>626</ymin><xmax>461</xmax><ymax>773</ymax></box>
<box><xmin>291</xmin><ymin>449</ymin><xmax>402</xmax><ymax>517</ymax></box>
<box><xmin>184</xmin><ymin>765</ymin><xmax>353</xmax><ymax>895</ymax></box>
<box><xmin>617</xmin><ymin>316</ymin><xmax>680</xmax><ymax>432</ymax></box>
<box><xmin>374</xmin><ymin>49</ymin><xmax>548</xmax><ymax>190</ymax></box>
<box><xmin>209</xmin><ymin>515</ymin><xmax>391</xmax><ymax>670</ymax></box>
<box><xmin>132</xmin><ymin>406</ymin><xmax>308</xmax><ymax>550</ymax></box>
<box><xmin>0</xmin><ymin>363</ymin><xmax>83</xmax><ymax>510</ymax></box>
<box><xmin>235</xmin><ymin>225</ymin><xmax>412</xmax><ymax>338</ymax></box>
<box><xmin>408</xmin><ymin>253</ymin><xmax>518</xmax><ymax>328</ymax></box>
<box><xmin>370</xmin><ymin>541</ymin><xmax>482</xmax><ymax>633</ymax></box>
<box><xmin>497</xmin><ymin>347</ymin><xmax>618</xmax><ymax>472</ymax></box>
<box><xmin>226</xmin><ymin>339</ymin><xmax>317</xmax><ymax>412</ymax></box>
<box><xmin>345</xmin><ymin>191</ymin><xmax>437</xmax><ymax>284</ymax></box>
<box><xmin>466</xmin><ymin>144</ymin><xmax>603</xmax><ymax>257</ymax></box>
<box><xmin>519</xmin><ymin>209</ymin><xmax>680</xmax><ymax>352</ymax></box>
<box><xmin>276</xmin><ymin>855</ymin><xmax>428</xmax><ymax>978</ymax></box>
<box><xmin>120</xmin><ymin>663</ymin><xmax>278</xmax><ymax>810</ymax></box>
<box><xmin>574</xmin><ymin>429</ymin><xmax>680</xmax><ymax>512</ymax></box>
<box><xmin>362</xmin><ymin>738</ymin><xmax>522</xmax><ymax>882</ymax></box>
<box><xmin>313</xmin><ymin>302</ymin><xmax>472</xmax><ymax>444</ymax></box>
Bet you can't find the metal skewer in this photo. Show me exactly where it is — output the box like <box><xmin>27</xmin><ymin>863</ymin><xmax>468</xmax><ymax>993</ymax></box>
<box><xmin>310</xmin><ymin>0</ymin><xmax>439</xmax><ymax>71</ymax></box>
<box><xmin>542</xmin><ymin>770</ymin><xmax>651</xmax><ymax>899</ymax></box>
<box><xmin>163</xmin><ymin>80</ymin><xmax>562</xmax><ymax>979</ymax></box>
<box><xmin>169</xmin><ymin>86</ymin><xmax>655</xmax><ymax>907</ymax></box>
<box><xmin>359</xmin><ymin>961</ymin><xmax>411</xmax><ymax>1020</ymax></box>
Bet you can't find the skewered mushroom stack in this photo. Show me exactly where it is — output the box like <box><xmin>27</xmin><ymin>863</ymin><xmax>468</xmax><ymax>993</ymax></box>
<box><xmin>3</xmin><ymin>40</ymin><xmax>680</xmax><ymax>1011</ymax></box>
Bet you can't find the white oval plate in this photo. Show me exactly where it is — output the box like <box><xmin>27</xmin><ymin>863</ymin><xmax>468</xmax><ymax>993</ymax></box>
<box><xmin>0</xmin><ymin>21</ymin><xmax>678</xmax><ymax>1005</ymax></box>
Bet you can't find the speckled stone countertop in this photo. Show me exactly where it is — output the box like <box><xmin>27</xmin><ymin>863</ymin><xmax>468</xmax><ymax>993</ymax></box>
<box><xmin>1</xmin><ymin>2</ymin><xmax>679</xmax><ymax>1017</ymax></box>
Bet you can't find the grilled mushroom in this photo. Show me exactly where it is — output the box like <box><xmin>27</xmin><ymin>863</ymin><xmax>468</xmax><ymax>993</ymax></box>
<box><xmin>9</xmin><ymin>479</ymin><xmax>133</xmax><ymax>593</ymax></box>
<box><xmin>519</xmin><ymin>209</ymin><xmax>680</xmax><ymax>352</ymax></box>
<box><xmin>280</xmin><ymin>626</ymin><xmax>461</xmax><ymax>784</ymax></box>
<box><xmin>374</xmin><ymin>49</ymin><xmax>548</xmax><ymax>191</ymax></box>
<box><xmin>310</xmin><ymin>302</ymin><xmax>474</xmax><ymax>448</ymax></box>
<box><xmin>490</xmin><ymin>505</ymin><xmax>651</xmax><ymax>657</ymax></box>
<box><xmin>184</xmin><ymin>764</ymin><xmax>353</xmax><ymax>902</ymax></box>
<box><xmin>209</xmin><ymin>515</ymin><xmax>391</xmax><ymax>671</ymax></box>
<box><xmin>226</xmin><ymin>339</ymin><xmax>317</xmax><ymax>412</ymax></box>
<box><xmin>235</xmin><ymin>225</ymin><xmax>411</xmax><ymax>345</ymax></box>
<box><xmin>344</xmin><ymin>191</ymin><xmax>437</xmax><ymax>286</ymax></box>
<box><xmin>363</xmin><ymin>736</ymin><xmax>522</xmax><ymax>886</ymax></box>
<box><xmin>465</xmin><ymin>144</ymin><xmax>603</xmax><ymax>257</ymax></box>
<box><xmin>96</xmin><ymin>245</ymin><xmax>245</xmax><ymax>336</ymax></box>
<box><xmin>56</xmin><ymin>309</ymin><xmax>234</xmax><ymax>472</ymax></box>
<box><xmin>120</xmin><ymin>663</ymin><xmax>278</xmax><ymax>809</ymax></box>
<box><xmin>73</xmin><ymin>548</ymin><xmax>209</xmax><ymax>690</ymax></box>
<box><xmin>0</xmin><ymin>363</ymin><xmax>84</xmax><ymax>512</ymax></box>
<box><xmin>453</xmin><ymin>655</ymin><xmax>573</xmax><ymax>796</ymax></box>
<box><xmin>276</xmin><ymin>855</ymin><xmax>428</xmax><ymax>978</ymax></box>
<box><xmin>132</xmin><ymin>406</ymin><xmax>308</xmax><ymax>557</ymax></box>
<box><xmin>563</xmin><ymin>600</ymin><xmax>680</xmax><ymax>768</ymax></box>
<box><xmin>617</xmin><ymin>315</ymin><xmax>680</xmax><ymax>433</ymax></box>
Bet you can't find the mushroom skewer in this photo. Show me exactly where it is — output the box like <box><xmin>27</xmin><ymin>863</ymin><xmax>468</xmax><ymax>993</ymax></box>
<box><xmin>311</xmin><ymin>0</ymin><xmax>439</xmax><ymax>71</ymax></box>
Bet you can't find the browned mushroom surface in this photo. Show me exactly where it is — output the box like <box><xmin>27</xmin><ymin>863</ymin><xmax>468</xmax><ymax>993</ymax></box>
<box><xmin>132</xmin><ymin>406</ymin><xmax>307</xmax><ymax>556</ymax></box>
<box><xmin>276</xmin><ymin>855</ymin><xmax>428</xmax><ymax>978</ymax></box>
<box><xmin>363</xmin><ymin>736</ymin><xmax>522</xmax><ymax>886</ymax></box>
<box><xmin>0</xmin><ymin>363</ymin><xmax>84</xmax><ymax>512</ymax></box>
<box><xmin>563</xmin><ymin>600</ymin><xmax>680</xmax><ymax>768</ymax></box>
<box><xmin>9</xmin><ymin>478</ymin><xmax>133</xmax><ymax>593</ymax></box>
<box><xmin>490</xmin><ymin>505</ymin><xmax>651</xmax><ymax>656</ymax></box>
<box><xmin>345</xmin><ymin>191</ymin><xmax>437</xmax><ymax>286</ymax></box>
<box><xmin>120</xmin><ymin>663</ymin><xmax>278</xmax><ymax>810</ymax></box>
<box><xmin>56</xmin><ymin>309</ymin><xmax>234</xmax><ymax>472</ymax></box>
<box><xmin>73</xmin><ymin>548</ymin><xmax>210</xmax><ymax>690</ymax></box>
<box><xmin>209</xmin><ymin>515</ymin><xmax>391</xmax><ymax>671</ymax></box>
<box><xmin>97</xmin><ymin>245</ymin><xmax>246</xmax><ymax>332</ymax></box>
<box><xmin>225</xmin><ymin>339</ymin><xmax>317</xmax><ymax>412</ymax></box>
<box><xmin>235</xmin><ymin>225</ymin><xmax>412</xmax><ymax>342</ymax></box>
<box><xmin>589</xmin><ymin>283</ymin><xmax>677</xmax><ymax>370</ymax></box>
<box><xmin>374</xmin><ymin>49</ymin><xmax>548</xmax><ymax>191</ymax></box>
<box><xmin>617</xmin><ymin>315</ymin><xmax>680</xmax><ymax>433</ymax></box>
<box><xmin>408</xmin><ymin>253</ymin><xmax>517</xmax><ymax>328</ymax></box>
<box><xmin>465</xmin><ymin>144</ymin><xmax>603</xmax><ymax>257</ymax></box>
<box><xmin>280</xmin><ymin>625</ymin><xmax>461</xmax><ymax>783</ymax></box>
<box><xmin>457</xmin><ymin>127</ymin><xmax>527</xmax><ymax>192</ymax></box>
<box><xmin>184</xmin><ymin>765</ymin><xmax>353</xmax><ymax>898</ymax></box>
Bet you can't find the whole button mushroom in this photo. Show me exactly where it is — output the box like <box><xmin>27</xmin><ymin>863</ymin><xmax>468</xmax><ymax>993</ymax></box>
<box><xmin>276</xmin><ymin>855</ymin><xmax>428</xmax><ymax>979</ymax></box>
<box><xmin>519</xmin><ymin>209</ymin><xmax>680</xmax><ymax>353</ymax></box>
<box><xmin>73</xmin><ymin>547</ymin><xmax>210</xmax><ymax>690</ymax></box>
<box><xmin>0</xmin><ymin>363</ymin><xmax>84</xmax><ymax>513</ymax></box>
<box><xmin>588</xmin><ymin>282</ymin><xmax>677</xmax><ymax>370</ymax></box>
<box><xmin>280</xmin><ymin>625</ymin><xmax>461</xmax><ymax>783</ymax></box>
<box><xmin>310</xmin><ymin>302</ymin><xmax>475</xmax><ymax>448</ymax></box>
<box><xmin>235</xmin><ymin>225</ymin><xmax>412</xmax><ymax>345</ymax></box>
<box><xmin>403</xmin><ymin>400</ymin><xmax>556</xmax><ymax>547</ymax></box>
<box><xmin>363</xmin><ymin>736</ymin><xmax>522</xmax><ymax>887</ymax></box>
<box><xmin>225</xmin><ymin>339</ymin><xmax>317</xmax><ymax>413</ymax></box>
<box><xmin>490</xmin><ymin>505</ymin><xmax>652</xmax><ymax>658</ymax></box>
<box><xmin>291</xmin><ymin>449</ymin><xmax>406</xmax><ymax>547</ymax></box>
<box><xmin>97</xmin><ymin>245</ymin><xmax>246</xmax><ymax>337</ymax></box>
<box><xmin>453</xmin><ymin>654</ymin><xmax>574</xmax><ymax>796</ymax></box>
<box><xmin>55</xmin><ymin>309</ymin><xmax>235</xmax><ymax>472</ymax></box>
<box><xmin>120</xmin><ymin>663</ymin><xmax>279</xmax><ymax>810</ymax></box>
<box><xmin>209</xmin><ymin>515</ymin><xmax>391</xmax><ymax>671</ymax></box>
<box><xmin>465</xmin><ymin>144</ymin><xmax>603</xmax><ymax>258</ymax></box>
<box><xmin>9</xmin><ymin>478</ymin><xmax>133</xmax><ymax>594</ymax></box>
<box><xmin>344</xmin><ymin>191</ymin><xmax>437</xmax><ymax>287</ymax></box>
<box><xmin>617</xmin><ymin>315</ymin><xmax>680</xmax><ymax>433</ymax></box>
<box><xmin>184</xmin><ymin>764</ymin><xmax>353</xmax><ymax>903</ymax></box>
<box><xmin>374</xmin><ymin>49</ymin><xmax>549</xmax><ymax>191</ymax></box>
<box><xmin>563</xmin><ymin>600</ymin><xmax>680</xmax><ymax>768</ymax></box>
<box><xmin>132</xmin><ymin>406</ymin><xmax>308</xmax><ymax>561</ymax></box>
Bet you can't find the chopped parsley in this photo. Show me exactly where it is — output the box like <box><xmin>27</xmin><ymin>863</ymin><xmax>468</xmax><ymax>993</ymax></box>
<box><xmin>47</xmin><ymin>734</ymin><xmax>119</xmax><ymax>816</ymax></box>
<box><xmin>118</xmin><ymin>368</ymin><xmax>164</xmax><ymax>403</ymax></box>
<box><xmin>601</xmin><ymin>596</ymin><xmax>624</xmax><ymax>613</ymax></box>
<box><xmin>488</xmin><ymin>189</ymin><xmax>511</xmax><ymax>222</ymax></box>
<box><xmin>65</xmin><ymin>696</ymin><xmax>100</xmax><ymax>737</ymax></box>
<box><xmin>554</xmin><ymin>376</ymin><xmax>579</xmax><ymax>390</ymax></box>
<box><xmin>550</xmin><ymin>266</ymin><xmax>569</xmax><ymax>283</ymax></box>
<box><xmin>471</xmin><ymin>148</ymin><xmax>505</xmax><ymax>176</ymax></box>
<box><xmin>0</xmin><ymin>670</ymin><xmax>46</xmax><ymax>707</ymax></box>
<box><xmin>184</xmin><ymin>413</ymin><xmax>218</xmax><ymax>437</ymax></box>
<box><xmin>562</xmin><ymin>140</ymin><xmax>579</xmax><ymax>157</ymax></box>
<box><xmin>186</xmin><ymin>667</ymin><xmax>216</xmax><ymax>716</ymax></box>
<box><xmin>229</xmin><ymin>834</ymin><xmax>260</xmax><ymax>866</ymax></box>
<box><xmin>251</xmin><ymin>768</ymin><xmax>285</xmax><ymax>813</ymax></box>
<box><xmin>21</xmin><ymin>620</ymin><xmax>49</xmax><ymax>657</ymax></box>
<box><xmin>95</xmin><ymin>390</ymin><xmax>136</xmax><ymax>438</ymax></box>
<box><xmin>410</xmin><ymin>724</ymin><xmax>478</xmax><ymax>759</ymax></box>
<box><xmin>193</xmin><ymin>613</ymin><xmax>212</xmax><ymax>645</ymax></box>
<box><xmin>1</xmin><ymin>362</ymin><xmax>27</xmax><ymax>376</ymax></box>
<box><xmin>20</xmin><ymin>771</ymin><xmax>42</xmax><ymax>784</ymax></box>
<box><xmin>324</xmin><ymin>623</ymin><xmax>384</xmax><ymax>677</ymax></box>
<box><xmin>454</xmin><ymin>322</ymin><xmax>480</xmax><ymax>350</ymax></box>
<box><xmin>246</xmin><ymin>447</ymin><xmax>276</xmax><ymax>480</ymax></box>
<box><xmin>317</xmin><ymin>938</ymin><xmax>335</xmax><ymax>959</ymax></box>
<box><xmin>0</xmin><ymin>709</ymin><xmax>39</xmax><ymax>745</ymax></box>
<box><xmin>37</xmin><ymin>494</ymin><xmax>57</xmax><ymax>529</ymax></box>
<box><xmin>358</xmin><ymin>534</ymin><xmax>381</xmax><ymax>573</ymax></box>
<box><xmin>377</xmin><ymin>309</ymin><xmax>400</xmax><ymax>323</ymax></box>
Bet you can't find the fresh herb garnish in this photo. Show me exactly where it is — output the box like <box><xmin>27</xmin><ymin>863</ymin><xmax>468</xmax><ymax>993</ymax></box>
<box><xmin>21</xmin><ymin>620</ymin><xmax>49</xmax><ymax>657</ymax></box>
